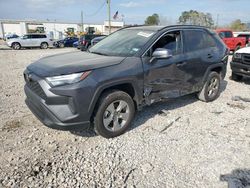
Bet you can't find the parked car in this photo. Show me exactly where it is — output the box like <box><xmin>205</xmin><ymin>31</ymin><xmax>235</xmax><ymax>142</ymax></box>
<box><xmin>216</xmin><ymin>29</ymin><xmax>246</xmax><ymax>52</ymax></box>
<box><xmin>91</xmin><ymin>36</ymin><xmax>106</xmax><ymax>46</ymax></box>
<box><xmin>24</xmin><ymin>25</ymin><xmax>228</xmax><ymax>138</ymax></box>
<box><xmin>5</xmin><ymin>34</ymin><xmax>19</xmax><ymax>40</ymax></box>
<box><xmin>6</xmin><ymin>34</ymin><xmax>53</xmax><ymax>50</ymax></box>
<box><xmin>73</xmin><ymin>41</ymin><xmax>79</xmax><ymax>48</ymax></box>
<box><xmin>78</xmin><ymin>34</ymin><xmax>105</xmax><ymax>51</ymax></box>
<box><xmin>230</xmin><ymin>47</ymin><xmax>250</xmax><ymax>81</ymax></box>
<box><xmin>54</xmin><ymin>37</ymin><xmax>78</xmax><ymax>48</ymax></box>
<box><xmin>235</xmin><ymin>33</ymin><xmax>250</xmax><ymax>46</ymax></box>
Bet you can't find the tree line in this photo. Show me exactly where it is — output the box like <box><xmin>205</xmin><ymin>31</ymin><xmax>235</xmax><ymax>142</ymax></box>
<box><xmin>144</xmin><ymin>10</ymin><xmax>248</xmax><ymax>31</ymax></box>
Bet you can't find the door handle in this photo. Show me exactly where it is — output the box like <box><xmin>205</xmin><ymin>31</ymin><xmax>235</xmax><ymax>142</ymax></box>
<box><xmin>207</xmin><ymin>54</ymin><xmax>213</xmax><ymax>59</ymax></box>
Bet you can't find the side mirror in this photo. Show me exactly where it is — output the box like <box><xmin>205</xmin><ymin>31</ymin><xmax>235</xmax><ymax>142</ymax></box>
<box><xmin>150</xmin><ymin>48</ymin><xmax>173</xmax><ymax>63</ymax></box>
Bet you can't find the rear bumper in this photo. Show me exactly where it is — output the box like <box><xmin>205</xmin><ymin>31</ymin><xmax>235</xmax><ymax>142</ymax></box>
<box><xmin>24</xmin><ymin>84</ymin><xmax>90</xmax><ymax>131</ymax></box>
<box><xmin>230</xmin><ymin>61</ymin><xmax>250</xmax><ymax>77</ymax></box>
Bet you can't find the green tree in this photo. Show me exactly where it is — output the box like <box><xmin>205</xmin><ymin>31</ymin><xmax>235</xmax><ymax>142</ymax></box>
<box><xmin>145</xmin><ymin>13</ymin><xmax>160</xmax><ymax>25</ymax></box>
<box><xmin>230</xmin><ymin>19</ymin><xmax>247</xmax><ymax>31</ymax></box>
<box><xmin>178</xmin><ymin>10</ymin><xmax>214</xmax><ymax>28</ymax></box>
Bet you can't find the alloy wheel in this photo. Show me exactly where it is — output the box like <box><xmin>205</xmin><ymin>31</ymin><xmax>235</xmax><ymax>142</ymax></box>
<box><xmin>207</xmin><ymin>77</ymin><xmax>219</xmax><ymax>98</ymax></box>
<box><xmin>103</xmin><ymin>100</ymin><xmax>130</xmax><ymax>132</ymax></box>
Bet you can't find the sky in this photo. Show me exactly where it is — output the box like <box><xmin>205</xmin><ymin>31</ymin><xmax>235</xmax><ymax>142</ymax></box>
<box><xmin>0</xmin><ymin>0</ymin><xmax>249</xmax><ymax>25</ymax></box>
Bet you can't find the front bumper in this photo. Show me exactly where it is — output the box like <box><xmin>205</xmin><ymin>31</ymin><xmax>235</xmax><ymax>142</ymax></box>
<box><xmin>24</xmin><ymin>73</ymin><xmax>91</xmax><ymax>130</ymax></box>
<box><xmin>230</xmin><ymin>61</ymin><xmax>250</xmax><ymax>78</ymax></box>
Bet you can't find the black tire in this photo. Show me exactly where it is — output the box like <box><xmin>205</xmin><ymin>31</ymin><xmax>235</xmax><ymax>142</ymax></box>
<box><xmin>12</xmin><ymin>42</ymin><xmax>21</xmax><ymax>50</ymax></box>
<box><xmin>231</xmin><ymin>72</ymin><xmax>243</xmax><ymax>81</ymax></box>
<box><xmin>197</xmin><ymin>72</ymin><xmax>221</xmax><ymax>102</ymax></box>
<box><xmin>40</xmin><ymin>42</ymin><xmax>48</xmax><ymax>49</ymax></box>
<box><xmin>94</xmin><ymin>90</ymin><xmax>135</xmax><ymax>138</ymax></box>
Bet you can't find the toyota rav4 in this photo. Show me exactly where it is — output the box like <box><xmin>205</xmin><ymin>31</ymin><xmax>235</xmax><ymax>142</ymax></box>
<box><xmin>24</xmin><ymin>25</ymin><xmax>228</xmax><ymax>138</ymax></box>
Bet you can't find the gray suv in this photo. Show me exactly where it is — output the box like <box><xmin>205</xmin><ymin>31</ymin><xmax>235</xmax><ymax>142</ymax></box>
<box><xmin>24</xmin><ymin>25</ymin><xmax>228</xmax><ymax>138</ymax></box>
<box><xmin>7</xmin><ymin>34</ymin><xmax>53</xmax><ymax>50</ymax></box>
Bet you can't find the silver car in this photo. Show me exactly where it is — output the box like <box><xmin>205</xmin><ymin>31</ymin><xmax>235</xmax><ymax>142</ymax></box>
<box><xmin>6</xmin><ymin>34</ymin><xmax>53</xmax><ymax>50</ymax></box>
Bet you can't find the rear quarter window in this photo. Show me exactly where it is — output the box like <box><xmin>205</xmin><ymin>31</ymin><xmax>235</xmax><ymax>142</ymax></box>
<box><xmin>184</xmin><ymin>30</ymin><xmax>216</xmax><ymax>52</ymax></box>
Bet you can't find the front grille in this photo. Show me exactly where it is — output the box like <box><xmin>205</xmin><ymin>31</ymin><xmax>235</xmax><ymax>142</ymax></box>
<box><xmin>24</xmin><ymin>71</ymin><xmax>47</xmax><ymax>99</ymax></box>
<box><xmin>26</xmin><ymin>80</ymin><xmax>47</xmax><ymax>100</ymax></box>
<box><xmin>243</xmin><ymin>54</ymin><xmax>250</xmax><ymax>65</ymax></box>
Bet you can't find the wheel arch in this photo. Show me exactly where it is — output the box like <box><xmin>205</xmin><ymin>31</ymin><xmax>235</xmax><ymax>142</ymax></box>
<box><xmin>11</xmin><ymin>42</ymin><xmax>21</xmax><ymax>47</ymax></box>
<box><xmin>202</xmin><ymin>63</ymin><xmax>226</xmax><ymax>85</ymax></box>
<box><xmin>235</xmin><ymin>43</ymin><xmax>242</xmax><ymax>49</ymax></box>
<box><xmin>41</xmin><ymin>41</ymin><xmax>48</xmax><ymax>45</ymax></box>
<box><xmin>89</xmin><ymin>81</ymin><xmax>142</xmax><ymax>121</ymax></box>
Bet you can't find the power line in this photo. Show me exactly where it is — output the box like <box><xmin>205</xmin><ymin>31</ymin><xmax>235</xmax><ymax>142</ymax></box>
<box><xmin>85</xmin><ymin>1</ymin><xmax>106</xmax><ymax>17</ymax></box>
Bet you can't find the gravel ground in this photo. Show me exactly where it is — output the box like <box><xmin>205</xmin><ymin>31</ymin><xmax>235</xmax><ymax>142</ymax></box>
<box><xmin>0</xmin><ymin>47</ymin><xmax>249</xmax><ymax>188</ymax></box>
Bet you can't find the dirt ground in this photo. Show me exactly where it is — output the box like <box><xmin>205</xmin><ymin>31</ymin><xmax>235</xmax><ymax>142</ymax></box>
<box><xmin>0</xmin><ymin>47</ymin><xmax>249</xmax><ymax>188</ymax></box>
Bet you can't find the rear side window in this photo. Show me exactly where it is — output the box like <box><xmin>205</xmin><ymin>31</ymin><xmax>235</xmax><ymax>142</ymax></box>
<box><xmin>31</xmin><ymin>35</ymin><xmax>39</xmax><ymax>39</ymax></box>
<box><xmin>184</xmin><ymin>30</ymin><xmax>216</xmax><ymax>52</ymax></box>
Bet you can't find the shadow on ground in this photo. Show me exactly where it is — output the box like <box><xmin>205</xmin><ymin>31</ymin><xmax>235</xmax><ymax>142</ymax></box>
<box><xmin>70</xmin><ymin>80</ymin><xmax>228</xmax><ymax>138</ymax></box>
<box><xmin>221</xmin><ymin>169</ymin><xmax>250</xmax><ymax>188</ymax></box>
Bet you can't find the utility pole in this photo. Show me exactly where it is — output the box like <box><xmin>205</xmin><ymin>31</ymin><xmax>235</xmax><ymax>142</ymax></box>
<box><xmin>81</xmin><ymin>10</ymin><xmax>84</xmax><ymax>33</ymax></box>
<box><xmin>107</xmin><ymin>0</ymin><xmax>111</xmax><ymax>34</ymax></box>
<box><xmin>216</xmin><ymin>14</ymin><xmax>219</xmax><ymax>29</ymax></box>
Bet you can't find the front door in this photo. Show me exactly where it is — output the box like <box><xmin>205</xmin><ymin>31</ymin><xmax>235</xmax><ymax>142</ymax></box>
<box><xmin>142</xmin><ymin>30</ymin><xmax>190</xmax><ymax>101</ymax></box>
<box><xmin>21</xmin><ymin>35</ymin><xmax>33</xmax><ymax>47</ymax></box>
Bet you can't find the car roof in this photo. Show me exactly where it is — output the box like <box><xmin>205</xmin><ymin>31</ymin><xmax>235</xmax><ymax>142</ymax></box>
<box><xmin>123</xmin><ymin>25</ymin><xmax>210</xmax><ymax>32</ymax></box>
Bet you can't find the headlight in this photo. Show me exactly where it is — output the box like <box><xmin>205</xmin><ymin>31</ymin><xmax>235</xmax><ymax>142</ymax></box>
<box><xmin>46</xmin><ymin>71</ymin><xmax>91</xmax><ymax>87</ymax></box>
<box><xmin>233</xmin><ymin>53</ymin><xmax>242</xmax><ymax>60</ymax></box>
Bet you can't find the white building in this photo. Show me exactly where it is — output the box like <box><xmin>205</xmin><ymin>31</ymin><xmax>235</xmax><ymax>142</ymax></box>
<box><xmin>0</xmin><ymin>19</ymin><xmax>124</xmax><ymax>39</ymax></box>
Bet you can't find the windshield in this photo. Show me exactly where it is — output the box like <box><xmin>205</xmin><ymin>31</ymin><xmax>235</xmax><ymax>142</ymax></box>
<box><xmin>89</xmin><ymin>29</ymin><xmax>155</xmax><ymax>57</ymax></box>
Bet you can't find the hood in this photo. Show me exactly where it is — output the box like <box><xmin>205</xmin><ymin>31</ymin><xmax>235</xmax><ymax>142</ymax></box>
<box><xmin>27</xmin><ymin>51</ymin><xmax>126</xmax><ymax>77</ymax></box>
<box><xmin>7</xmin><ymin>38</ymin><xmax>19</xmax><ymax>43</ymax></box>
<box><xmin>236</xmin><ymin>47</ymin><xmax>250</xmax><ymax>54</ymax></box>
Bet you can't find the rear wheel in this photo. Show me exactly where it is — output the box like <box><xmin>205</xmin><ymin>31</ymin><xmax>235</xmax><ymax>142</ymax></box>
<box><xmin>94</xmin><ymin>90</ymin><xmax>135</xmax><ymax>138</ymax></box>
<box><xmin>197</xmin><ymin>72</ymin><xmax>221</xmax><ymax>102</ymax></box>
<box><xmin>12</xmin><ymin>42</ymin><xmax>21</xmax><ymax>50</ymax></box>
<box><xmin>231</xmin><ymin>72</ymin><xmax>243</xmax><ymax>81</ymax></box>
<box><xmin>40</xmin><ymin>42</ymin><xmax>48</xmax><ymax>49</ymax></box>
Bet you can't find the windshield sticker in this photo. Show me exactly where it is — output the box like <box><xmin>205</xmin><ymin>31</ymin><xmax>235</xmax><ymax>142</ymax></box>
<box><xmin>137</xmin><ymin>32</ymin><xmax>154</xmax><ymax>38</ymax></box>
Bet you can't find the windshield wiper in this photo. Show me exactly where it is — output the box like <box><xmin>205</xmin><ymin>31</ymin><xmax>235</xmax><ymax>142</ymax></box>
<box><xmin>90</xmin><ymin>51</ymin><xmax>108</xmax><ymax>56</ymax></box>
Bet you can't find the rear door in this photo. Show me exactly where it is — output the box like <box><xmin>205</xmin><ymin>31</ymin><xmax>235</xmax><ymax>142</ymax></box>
<box><xmin>32</xmin><ymin>35</ymin><xmax>42</xmax><ymax>46</ymax></box>
<box><xmin>182</xmin><ymin>29</ymin><xmax>219</xmax><ymax>90</ymax></box>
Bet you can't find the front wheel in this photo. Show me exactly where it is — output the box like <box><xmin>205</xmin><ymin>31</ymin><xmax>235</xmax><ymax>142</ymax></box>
<box><xmin>12</xmin><ymin>42</ymin><xmax>21</xmax><ymax>50</ymax></box>
<box><xmin>94</xmin><ymin>90</ymin><xmax>135</xmax><ymax>138</ymax></box>
<box><xmin>197</xmin><ymin>72</ymin><xmax>221</xmax><ymax>102</ymax></box>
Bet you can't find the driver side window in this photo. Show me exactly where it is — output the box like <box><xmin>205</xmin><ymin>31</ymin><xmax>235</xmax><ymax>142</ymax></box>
<box><xmin>146</xmin><ymin>30</ymin><xmax>182</xmax><ymax>57</ymax></box>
